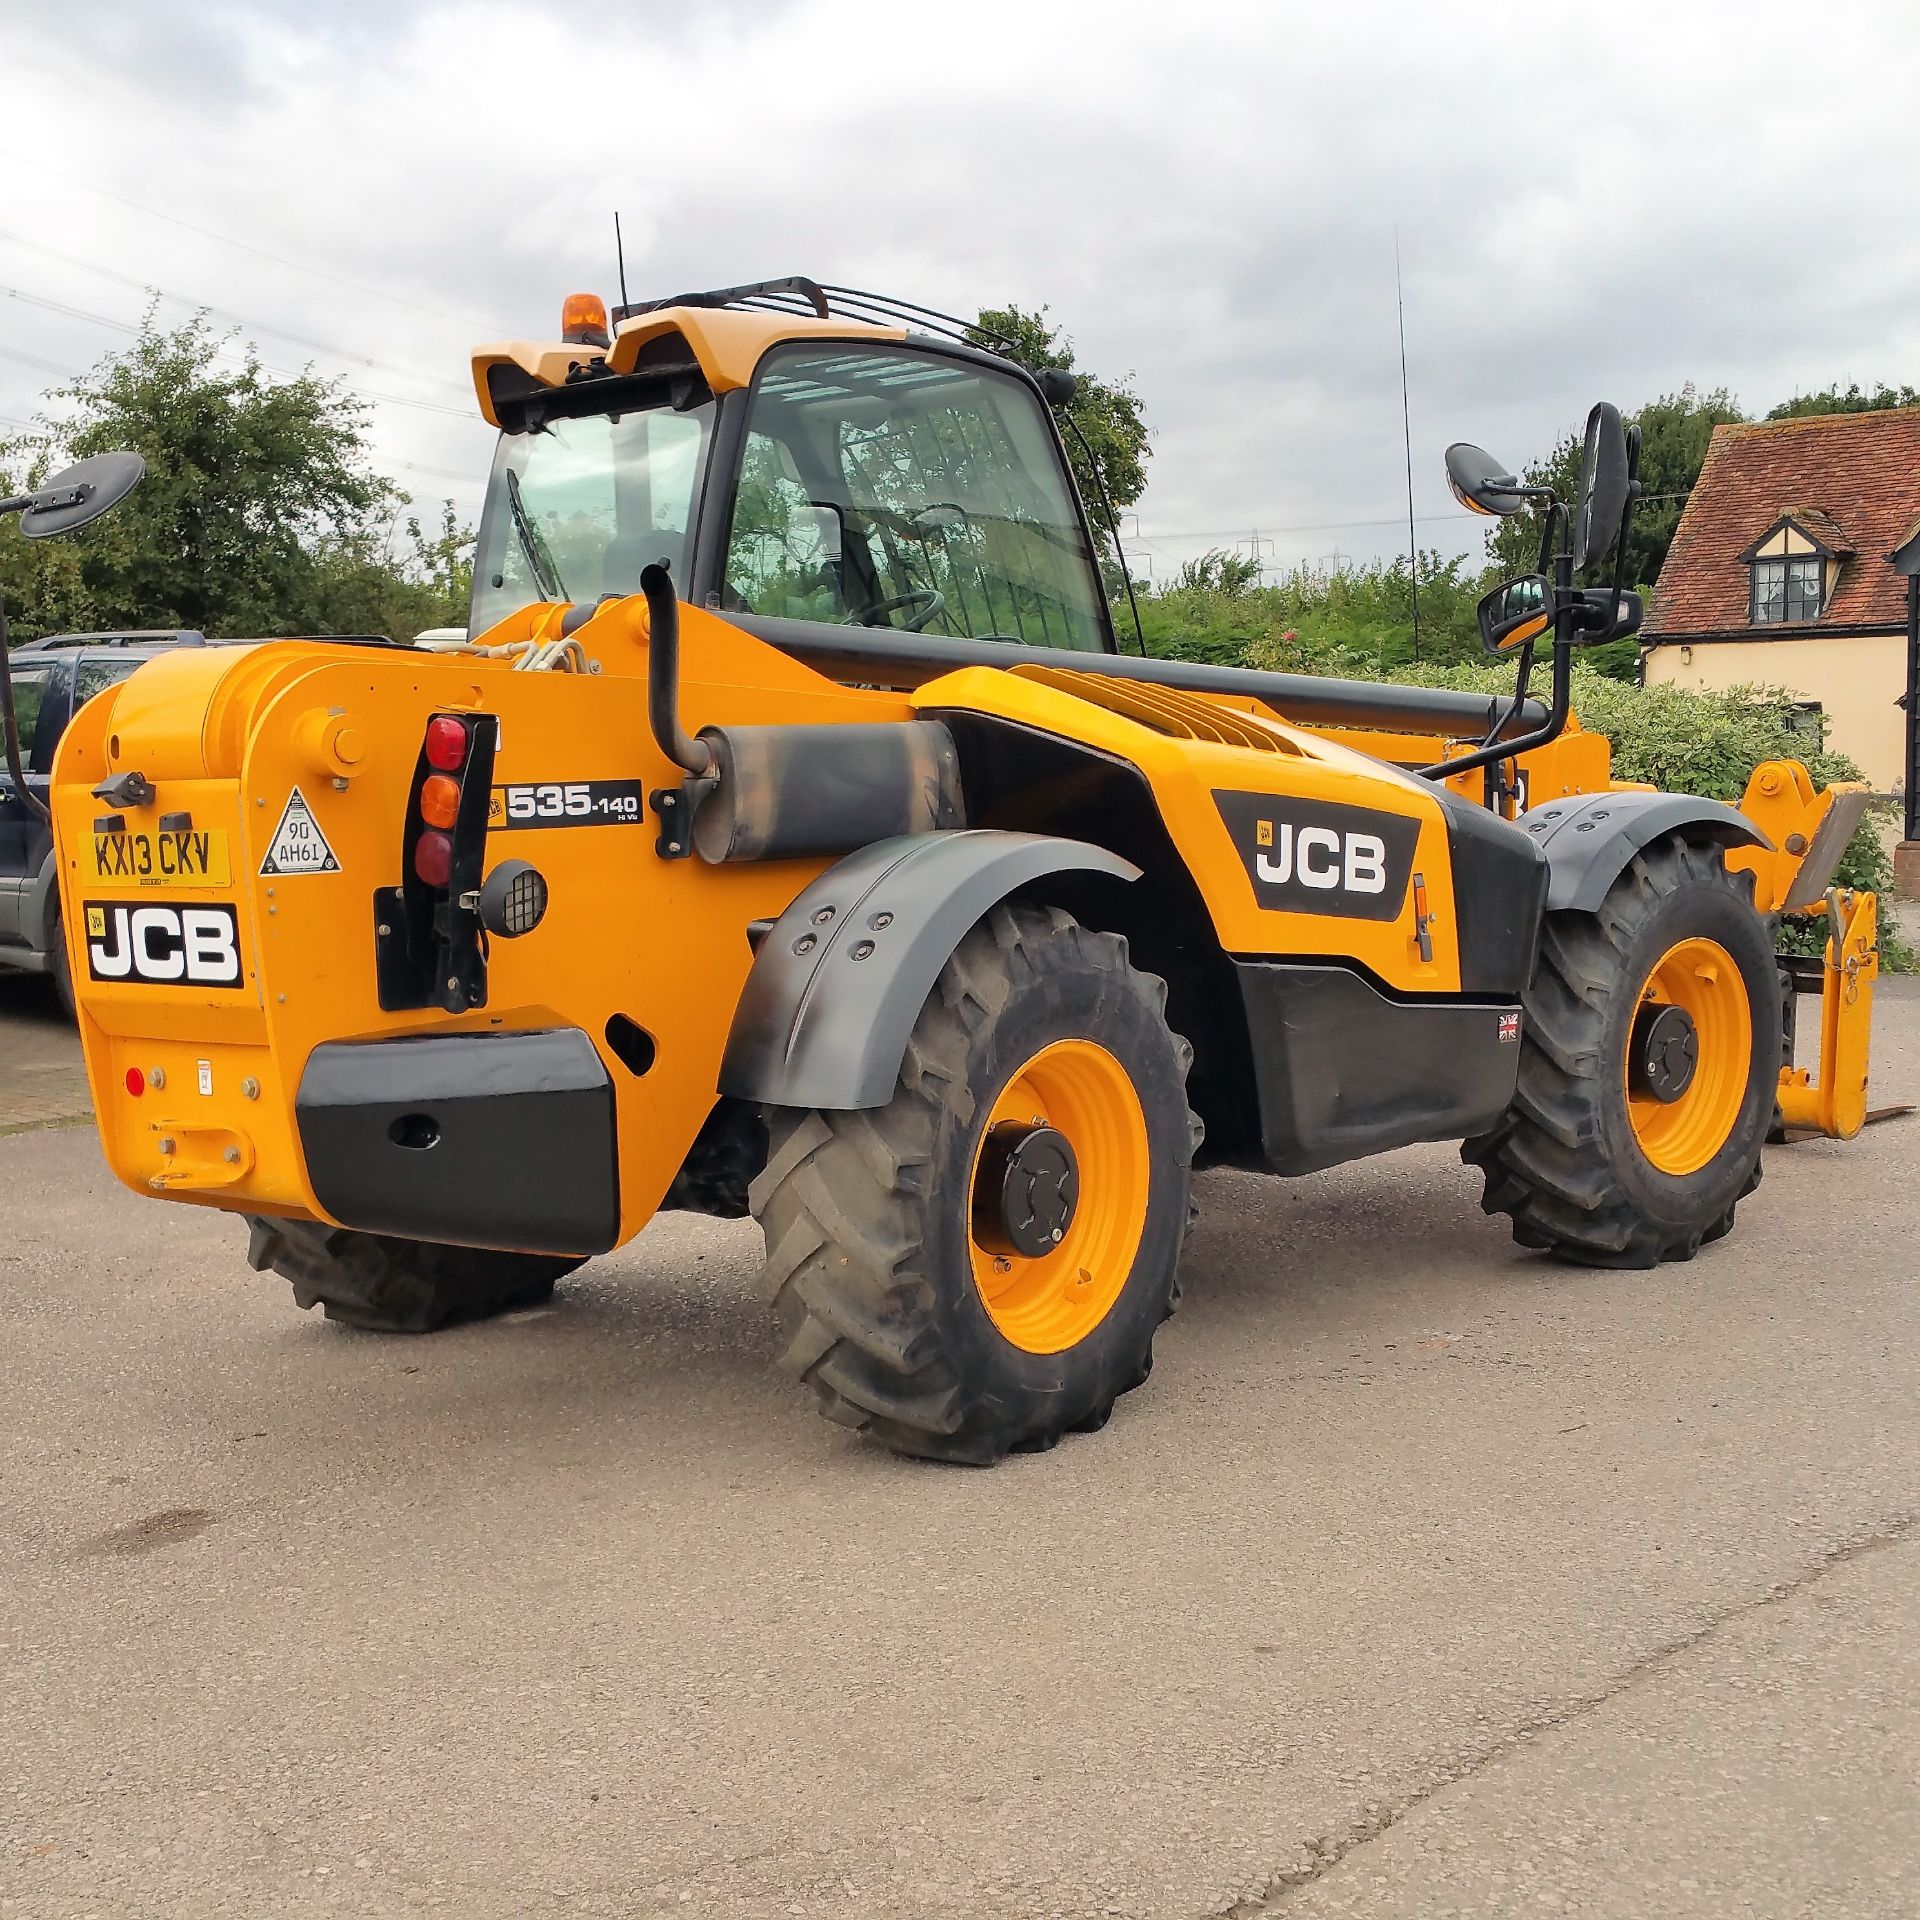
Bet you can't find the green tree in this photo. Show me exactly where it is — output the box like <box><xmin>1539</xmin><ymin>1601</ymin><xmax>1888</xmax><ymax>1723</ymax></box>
<box><xmin>0</xmin><ymin>313</ymin><xmax>463</xmax><ymax>642</ymax></box>
<box><xmin>1767</xmin><ymin>381</ymin><xmax>1920</xmax><ymax>419</ymax></box>
<box><xmin>404</xmin><ymin>500</ymin><xmax>476</xmax><ymax>627</ymax></box>
<box><xmin>1173</xmin><ymin>548</ymin><xmax>1264</xmax><ymax>595</ymax></box>
<box><xmin>972</xmin><ymin>304</ymin><xmax>1150</xmax><ymax>552</ymax></box>
<box><xmin>1487</xmin><ymin>384</ymin><xmax>1747</xmax><ymax>589</ymax></box>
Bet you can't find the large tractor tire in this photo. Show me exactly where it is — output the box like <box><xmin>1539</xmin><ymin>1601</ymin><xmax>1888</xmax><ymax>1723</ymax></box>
<box><xmin>1464</xmin><ymin>836</ymin><xmax>1779</xmax><ymax>1268</ymax></box>
<box><xmin>751</xmin><ymin>901</ymin><xmax>1200</xmax><ymax>1464</ymax></box>
<box><xmin>244</xmin><ymin>1216</ymin><xmax>584</xmax><ymax>1333</ymax></box>
<box><xmin>49</xmin><ymin>902</ymin><xmax>75</xmax><ymax>1019</ymax></box>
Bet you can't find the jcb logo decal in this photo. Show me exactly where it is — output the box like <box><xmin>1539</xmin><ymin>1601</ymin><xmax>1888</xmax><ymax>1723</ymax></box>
<box><xmin>1213</xmin><ymin>792</ymin><xmax>1419</xmax><ymax>922</ymax></box>
<box><xmin>84</xmin><ymin>901</ymin><xmax>244</xmax><ymax>988</ymax></box>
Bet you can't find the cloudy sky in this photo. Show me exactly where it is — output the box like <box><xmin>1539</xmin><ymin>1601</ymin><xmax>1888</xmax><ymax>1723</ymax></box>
<box><xmin>4</xmin><ymin>0</ymin><xmax>1918</xmax><ymax>585</ymax></box>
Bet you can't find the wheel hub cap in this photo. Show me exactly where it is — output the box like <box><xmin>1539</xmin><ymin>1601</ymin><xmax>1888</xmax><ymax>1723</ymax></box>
<box><xmin>974</xmin><ymin>1123</ymin><xmax>1080</xmax><ymax>1258</ymax></box>
<box><xmin>1630</xmin><ymin>1002</ymin><xmax>1698</xmax><ymax>1104</ymax></box>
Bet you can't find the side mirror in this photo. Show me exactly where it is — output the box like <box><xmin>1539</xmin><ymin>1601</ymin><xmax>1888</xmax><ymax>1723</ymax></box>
<box><xmin>1478</xmin><ymin>575</ymin><xmax>1551</xmax><ymax>656</ymax></box>
<box><xmin>16</xmin><ymin>451</ymin><xmax>145</xmax><ymax>538</ymax></box>
<box><xmin>797</xmin><ymin>503</ymin><xmax>844</xmax><ymax>564</ymax></box>
<box><xmin>1445</xmin><ymin>442</ymin><xmax>1528</xmax><ymax>518</ymax></box>
<box><xmin>1570</xmin><ymin>586</ymin><xmax>1644</xmax><ymax>645</ymax></box>
<box><xmin>1572</xmin><ymin>403</ymin><xmax>1629</xmax><ymax>569</ymax></box>
<box><xmin>910</xmin><ymin>501</ymin><xmax>967</xmax><ymax>537</ymax></box>
<box><xmin>1033</xmin><ymin>367</ymin><xmax>1078</xmax><ymax>408</ymax></box>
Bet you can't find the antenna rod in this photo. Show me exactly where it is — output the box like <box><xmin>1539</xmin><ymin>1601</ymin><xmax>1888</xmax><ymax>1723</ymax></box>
<box><xmin>1395</xmin><ymin>229</ymin><xmax>1420</xmax><ymax>660</ymax></box>
<box><xmin>614</xmin><ymin>212</ymin><xmax>630</xmax><ymax>310</ymax></box>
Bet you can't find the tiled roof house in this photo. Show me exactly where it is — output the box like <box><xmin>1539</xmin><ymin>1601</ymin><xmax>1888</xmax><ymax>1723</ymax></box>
<box><xmin>1642</xmin><ymin>409</ymin><xmax>1920</xmax><ymax>843</ymax></box>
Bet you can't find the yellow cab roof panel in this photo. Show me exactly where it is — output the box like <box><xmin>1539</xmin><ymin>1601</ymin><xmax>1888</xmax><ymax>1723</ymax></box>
<box><xmin>469</xmin><ymin>306</ymin><xmax>907</xmax><ymax>426</ymax></box>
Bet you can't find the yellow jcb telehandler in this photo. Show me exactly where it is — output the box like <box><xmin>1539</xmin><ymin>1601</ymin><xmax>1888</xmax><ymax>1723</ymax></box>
<box><xmin>14</xmin><ymin>277</ymin><xmax>1881</xmax><ymax>1461</ymax></box>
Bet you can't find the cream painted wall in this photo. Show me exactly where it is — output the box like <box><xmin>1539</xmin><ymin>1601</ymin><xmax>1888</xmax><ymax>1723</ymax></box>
<box><xmin>1642</xmin><ymin>630</ymin><xmax>1908</xmax><ymax>794</ymax></box>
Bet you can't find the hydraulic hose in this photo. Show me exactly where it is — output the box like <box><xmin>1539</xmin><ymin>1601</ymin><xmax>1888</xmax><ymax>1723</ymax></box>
<box><xmin>640</xmin><ymin>563</ymin><xmax>713</xmax><ymax>778</ymax></box>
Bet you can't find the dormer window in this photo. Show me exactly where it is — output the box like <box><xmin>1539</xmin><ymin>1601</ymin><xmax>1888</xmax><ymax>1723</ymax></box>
<box><xmin>1739</xmin><ymin>509</ymin><xmax>1851</xmax><ymax>628</ymax></box>
<box><xmin>1752</xmin><ymin>555</ymin><xmax>1823</xmax><ymax>623</ymax></box>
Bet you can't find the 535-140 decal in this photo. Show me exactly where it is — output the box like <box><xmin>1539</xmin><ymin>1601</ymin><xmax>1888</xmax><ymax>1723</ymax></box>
<box><xmin>488</xmin><ymin>780</ymin><xmax>648</xmax><ymax>829</ymax></box>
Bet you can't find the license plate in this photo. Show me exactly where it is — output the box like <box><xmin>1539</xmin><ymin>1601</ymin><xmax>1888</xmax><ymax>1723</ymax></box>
<box><xmin>87</xmin><ymin>826</ymin><xmax>231</xmax><ymax>888</ymax></box>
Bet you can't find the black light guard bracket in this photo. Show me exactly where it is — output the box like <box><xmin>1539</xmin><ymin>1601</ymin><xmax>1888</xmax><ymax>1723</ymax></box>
<box><xmin>378</xmin><ymin>712</ymin><xmax>499</xmax><ymax>1012</ymax></box>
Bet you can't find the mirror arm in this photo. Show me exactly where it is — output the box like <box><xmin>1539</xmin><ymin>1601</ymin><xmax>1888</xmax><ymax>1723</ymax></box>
<box><xmin>1533</xmin><ymin>500</ymin><xmax>1568</xmax><ymax>578</ymax></box>
<box><xmin>1602</xmin><ymin>442</ymin><xmax>1642</xmax><ymax>625</ymax></box>
<box><xmin>1474</xmin><ymin>640</ymin><xmax>1536</xmax><ymax>751</ymax></box>
<box><xmin>1419</xmin><ymin>551</ymin><xmax>1576</xmax><ymax>785</ymax></box>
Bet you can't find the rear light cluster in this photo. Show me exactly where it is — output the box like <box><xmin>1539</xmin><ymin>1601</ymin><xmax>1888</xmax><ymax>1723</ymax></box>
<box><xmin>377</xmin><ymin>710</ymin><xmax>550</xmax><ymax>1016</ymax></box>
<box><xmin>414</xmin><ymin>716</ymin><xmax>478</xmax><ymax>888</ymax></box>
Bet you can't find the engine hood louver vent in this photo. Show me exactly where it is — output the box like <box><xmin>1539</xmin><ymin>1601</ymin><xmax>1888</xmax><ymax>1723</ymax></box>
<box><xmin>1007</xmin><ymin>664</ymin><xmax>1298</xmax><ymax>753</ymax></box>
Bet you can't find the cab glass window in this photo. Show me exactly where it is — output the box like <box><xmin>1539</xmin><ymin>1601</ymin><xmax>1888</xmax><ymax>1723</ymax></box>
<box><xmin>723</xmin><ymin>346</ymin><xmax>1108</xmax><ymax>651</ymax></box>
<box><xmin>471</xmin><ymin>393</ymin><xmax>714</xmax><ymax>634</ymax></box>
<box><xmin>4</xmin><ymin>665</ymin><xmax>52</xmax><ymax>771</ymax></box>
<box><xmin>74</xmin><ymin>655</ymin><xmax>146</xmax><ymax>710</ymax></box>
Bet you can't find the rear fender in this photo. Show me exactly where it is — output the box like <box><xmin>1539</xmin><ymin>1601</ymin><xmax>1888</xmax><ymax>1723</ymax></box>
<box><xmin>718</xmin><ymin>829</ymin><xmax>1138</xmax><ymax>1111</ymax></box>
<box><xmin>1518</xmin><ymin>792</ymin><xmax>1769</xmax><ymax>913</ymax></box>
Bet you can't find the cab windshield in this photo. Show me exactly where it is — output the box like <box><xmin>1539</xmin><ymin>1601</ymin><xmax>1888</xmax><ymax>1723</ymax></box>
<box><xmin>469</xmin><ymin>390</ymin><xmax>714</xmax><ymax>635</ymax></box>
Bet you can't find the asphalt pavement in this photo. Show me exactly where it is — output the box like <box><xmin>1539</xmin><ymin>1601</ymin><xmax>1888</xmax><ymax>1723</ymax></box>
<box><xmin>3</xmin><ymin>968</ymin><xmax>1917</xmax><ymax>1919</ymax></box>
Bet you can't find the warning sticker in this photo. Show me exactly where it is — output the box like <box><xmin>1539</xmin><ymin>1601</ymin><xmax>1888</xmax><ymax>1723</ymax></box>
<box><xmin>259</xmin><ymin>787</ymin><xmax>340</xmax><ymax>875</ymax></box>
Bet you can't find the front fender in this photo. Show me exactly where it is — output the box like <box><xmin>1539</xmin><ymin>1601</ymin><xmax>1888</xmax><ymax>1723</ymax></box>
<box><xmin>719</xmin><ymin>830</ymin><xmax>1138</xmax><ymax>1111</ymax></box>
<box><xmin>1519</xmin><ymin>791</ymin><xmax>1770</xmax><ymax>913</ymax></box>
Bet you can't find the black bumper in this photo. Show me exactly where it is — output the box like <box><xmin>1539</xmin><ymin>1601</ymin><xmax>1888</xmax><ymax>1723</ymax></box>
<box><xmin>296</xmin><ymin>1027</ymin><xmax>619</xmax><ymax>1255</ymax></box>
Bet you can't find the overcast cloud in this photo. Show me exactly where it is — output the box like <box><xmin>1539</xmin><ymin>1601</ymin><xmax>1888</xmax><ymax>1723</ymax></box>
<box><xmin>3</xmin><ymin>0</ymin><xmax>1917</xmax><ymax>583</ymax></box>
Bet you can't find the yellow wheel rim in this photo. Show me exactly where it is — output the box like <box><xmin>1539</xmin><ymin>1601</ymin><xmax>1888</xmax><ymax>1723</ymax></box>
<box><xmin>968</xmin><ymin>1038</ymin><xmax>1150</xmax><ymax>1355</ymax></box>
<box><xmin>1625</xmin><ymin>936</ymin><xmax>1750</xmax><ymax>1177</ymax></box>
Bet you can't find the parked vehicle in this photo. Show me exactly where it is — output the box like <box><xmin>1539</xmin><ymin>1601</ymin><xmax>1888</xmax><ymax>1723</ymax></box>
<box><xmin>27</xmin><ymin>288</ymin><xmax>1884</xmax><ymax>1463</ymax></box>
<box><xmin>0</xmin><ymin>631</ymin><xmax>214</xmax><ymax>1010</ymax></box>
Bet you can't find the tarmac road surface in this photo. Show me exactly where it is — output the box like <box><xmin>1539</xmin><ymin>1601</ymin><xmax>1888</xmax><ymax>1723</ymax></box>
<box><xmin>3</xmin><ymin>970</ymin><xmax>1917</xmax><ymax>1918</ymax></box>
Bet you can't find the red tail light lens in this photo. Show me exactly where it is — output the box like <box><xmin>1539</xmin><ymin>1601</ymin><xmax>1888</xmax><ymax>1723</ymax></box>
<box><xmin>124</xmin><ymin>1066</ymin><xmax>145</xmax><ymax>1098</ymax></box>
<box><xmin>414</xmin><ymin>831</ymin><xmax>453</xmax><ymax>888</ymax></box>
<box><xmin>420</xmin><ymin>773</ymin><xmax>461</xmax><ymax>829</ymax></box>
<box><xmin>425</xmin><ymin>717</ymin><xmax>469</xmax><ymax>771</ymax></box>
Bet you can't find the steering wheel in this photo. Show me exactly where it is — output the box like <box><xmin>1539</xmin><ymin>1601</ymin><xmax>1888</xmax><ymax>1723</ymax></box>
<box><xmin>843</xmin><ymin>589</ymin><xmax>946</xmax><ymax>633</ymax></box>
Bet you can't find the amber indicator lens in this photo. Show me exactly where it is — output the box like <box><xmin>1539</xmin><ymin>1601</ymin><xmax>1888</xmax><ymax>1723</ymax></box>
<box><xmin>420</xmin><ymin>773</ymin><xmax>461</xmax><ymax>829</ymax></box>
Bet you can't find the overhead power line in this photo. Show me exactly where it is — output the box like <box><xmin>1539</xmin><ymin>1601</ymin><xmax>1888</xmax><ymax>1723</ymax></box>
<box><xmin>1132</xmin><ymin>508</ymin><xmax>1484</xmax><ymax>543</ymax></box>
<box><xmin>0</xmin><ymin>143</ymin><xmax>505</xmax><ymax>334</ymax></box>
<box><xmin>0</xmin><ymin>284</ymin><xmax>479</xmax><ymax>420</ymax></box>
<box><xmin>0</xmin><ymin>341</ymin><xmax>73</xmax><ymax>379</ymax></box>
<box><xmin>0</xmin><ymin>225</ymin><xmax>470</xmax><ymax>394</ymax></box>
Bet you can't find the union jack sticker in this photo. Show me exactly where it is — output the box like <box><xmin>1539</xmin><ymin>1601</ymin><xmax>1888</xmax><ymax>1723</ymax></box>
<box><xmin>1498</xmin><ymin>1011</ymin><xmax>1522</xmax><ymax>1044</ymax></box>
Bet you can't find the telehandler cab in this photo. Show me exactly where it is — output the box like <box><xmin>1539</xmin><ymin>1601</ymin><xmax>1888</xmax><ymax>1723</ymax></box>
<box><xmin>37</xmin><ymin>278</ymin><xmax>1880</xmax><ymax>1462</ymax></box>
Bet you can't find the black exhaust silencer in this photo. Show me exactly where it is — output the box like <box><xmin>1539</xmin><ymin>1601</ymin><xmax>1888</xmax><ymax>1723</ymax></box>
<box><xmin>691</xmin><ymin>720</ymin><xmax>963</xmax><ymax>863</ymax></box>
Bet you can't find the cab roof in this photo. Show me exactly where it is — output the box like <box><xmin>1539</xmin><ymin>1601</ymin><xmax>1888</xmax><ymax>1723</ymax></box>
<box><xmin>470</xmin><ymin>304</ymin><xmax>906</xmax><ymax>428</ymax></box>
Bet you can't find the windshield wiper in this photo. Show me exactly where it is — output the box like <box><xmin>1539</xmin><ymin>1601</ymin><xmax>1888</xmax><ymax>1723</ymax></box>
<box><xmin>504</xmin><ymin>468</ymin><xmax>566</xmax><ymax>603</ymax></box>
